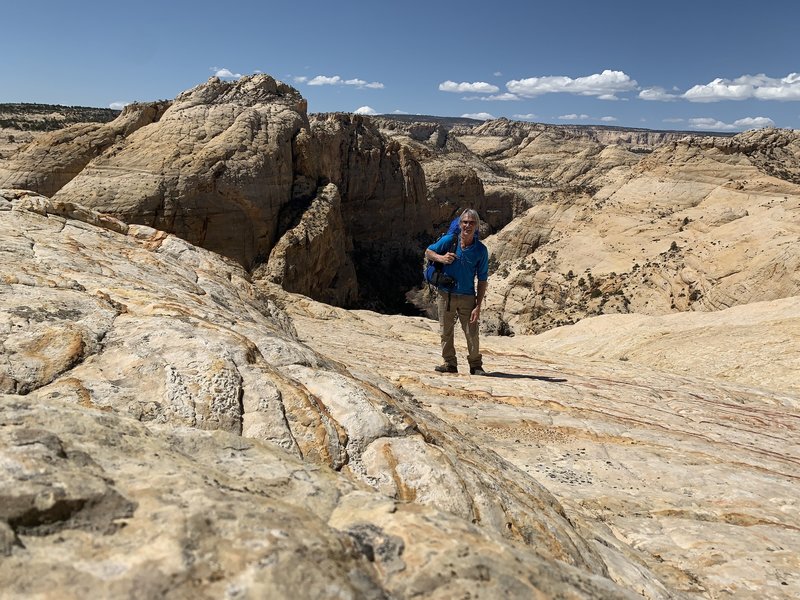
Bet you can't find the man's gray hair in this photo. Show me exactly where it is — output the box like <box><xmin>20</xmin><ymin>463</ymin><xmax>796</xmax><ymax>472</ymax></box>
<box><xmin>460</xmin><ymin>208</ymin><xmax>481</xmax><ymax>229</ymax></box>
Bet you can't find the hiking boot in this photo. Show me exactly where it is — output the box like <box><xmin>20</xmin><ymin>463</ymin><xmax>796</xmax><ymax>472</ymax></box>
<box><xmin>470</xmin><ymin>366</ymin><xmax>486</xmax><ymax>376</ymax></box>
<box><xmin>435</xmin><ymin>364</ymin><xmax>458</xmax><ymax>373</ymax></box>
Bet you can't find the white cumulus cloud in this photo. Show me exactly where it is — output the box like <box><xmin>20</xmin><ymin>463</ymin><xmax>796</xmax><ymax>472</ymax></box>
<box><xmin>662</xmin><ymin>118</ymin><xmax>685</xmax><ymax>123</ymax></box>
<box><xmin>639</xmin><ymin>87</ymin><xmax>679</xmax><ymax>101</ymax></box>
<box><xmin>109</xmin><ymin>101</ymin><xmax>128</xmax><ymax>110</ymax></box>
<box><xmin>684</xmin><ymin>79</ymin><xmax>752</xmax><ymax>102</ymax></box>
<box><xmin>688</xmin><ymin>116</ymin><xmax>775</xmax><ymax>131</ymax></box>
<box><xmin>440</xmin><ymin>80</ymin><xmax>500</xmax><ymax>94</ymax></box>
<box><xmin>308</xmin><ymin>75</ymin><xmax>384</xmax><ymax>89</ymax></box>
<box><xmin>513</xmin><ymin>113</ymin><xmax>538</xmax><ymax>120</ymax></box>
<box><xmin>507</xmin><ymin>70</ymin><xmax>638</xmax><ymax>98</ymax></box>
<box><xmin>212</xmin><ymin>67</ymin><xmax>242</xmax><ymax>79</ymax></box>
<box><xmin>464</xmin><ymin>93</ymin><xmax>520</xmax><ymax>101</ymax></box>
<box><xmin>688</xmin><ymin>118</ymin><xmax>737</xmax><ymax>130</ymax></box>
<box><xmin>558</xmin><ymin>114</ymin><xmax>590</xmax><ymax>120</ymax></box>
<box><xmin>354</xmin><ymin>106</ymin><xmax>378</xmax><ymax>115</ymax></box>
<box><xmin>684</xmin><ymin>73</ymin><xmax>800</xmax><ymax>102</ymax></box>
<box><xmin>308</xmin><ymin>75</ymin><xmax>343</xmax><ymax>86</ymax></box>
<box><xmin>600</xmin><ymin>116</ymin><xmax>618</xmax><ymax>122</ymax></box>
<box><xmin>461</xmin><ymin>112</ymin><xmax>495</xmax><ymax>120</ymax></box>
<box><xmin>733</xmin><ymin>116</ymin><xmax>775</xmax><ymax>129</ymax></box>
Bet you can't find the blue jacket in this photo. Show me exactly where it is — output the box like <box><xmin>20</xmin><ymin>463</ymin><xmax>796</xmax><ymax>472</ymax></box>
<box><xmin>427</xmin><ymin>234</ymin><xmax>489</xmax><ymax>296</ymax></box>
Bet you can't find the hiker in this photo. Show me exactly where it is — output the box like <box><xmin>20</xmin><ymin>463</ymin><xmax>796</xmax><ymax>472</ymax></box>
<box><xmin>425</xmin><ymin>209</ymin><xmax>489</xmax><ymax>375</ymax></box>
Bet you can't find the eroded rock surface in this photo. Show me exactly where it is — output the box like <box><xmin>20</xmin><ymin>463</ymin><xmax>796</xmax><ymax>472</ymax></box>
<box><xmin>374</xmin><ymin>118</ymin><xmax>800</xmax><ymax>335</ymax></box>
<box><xmin>478</xmin><ymin>128</ymin><xmax>800</xmax><ymax>334</ymax></box>
<box><xmin>299</xmin><ymin>113</ymin><xmax>435</xmax><ymax>310</ymax></box>
<box><xmin>0</xmin><ymin>102</ymin><xmax>167</xmax><ymax>197</ymax></box>
<box><xmin>51</xmin><ymin>75</ymin><xmax>308</xmax><ymax>269</ymax></box>
<box><xmin>255</xmin><ymin>182</ymin><xmax>358</xmax><ymax>306</ymax></box>
<box><xmin>0</xmin><ymin>191</ymin><xmax>663</xmax><ymax>598</ymax></box>
<box><xmin>285</xmin><ymin>294</ymin><xmax>800</xmax><ymax>600</ymax></box>
<box><xmin>3</xmin><ymin>80</ymin><xmax>446</xmax><ymax>313</ymax></box>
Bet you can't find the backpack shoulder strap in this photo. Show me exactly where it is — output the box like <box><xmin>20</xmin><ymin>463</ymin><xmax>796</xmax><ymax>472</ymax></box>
<box><xmin>449</xmin><ymin>232</ymin><xmax>459</xmax><ymax>253</ymax></box>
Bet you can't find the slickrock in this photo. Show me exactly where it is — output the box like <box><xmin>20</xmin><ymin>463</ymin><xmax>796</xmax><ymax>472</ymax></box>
<box><xmin>11</xmin><ymin>90</ymin><xmax>793</xmax><ymax>328</ymax></box>
<box><xmin>3</xmin><ymin>81</ymin><xmax>799</xmax><ymax>598</ymax></box>
<box><xmin>454</xmin><ymin>119</ymin><xmax>645</xmax><ymax>188</ymax></box>
<box><xmin>450</xmin><ymin>119</ymin><xmax>695</xmax><ymax>153</ymax></box>
<box><xmin>284</xmin><ymin>294</ymin><xmax>800</xmax><ymax>600</ymax></box>
<box><xmin>524</xmin><ymin>296</ymin><xmax>800</xmax><ymax>395</ymax></box>
<box><xmin>480</xmin><ymin>128</ymin><xmax>800</xmax><ymax>334</ymax></box>
<box><xmin>677</xmin><ymin>127</ymin><xmax>800</xmax><ymax>185</ymax></box>
<box><xmin>0</xmin><ymin>190</ymin><xmax>662</xmax><ymax>598</ymax></box>
<box><xmin>381</xmin><ymin>120</ymin><xmax>799</xmax><ymax>335</ymax></box>
<box><xmin>51</xmin><ymin>75</ymin><xmax>308</xmax><ymax>269</ymax></box>
<box><xmin>9</xmin><ymin>81</ymin><xmax>441</xmax><ymax>313</ymax></box>
<box><xmin>303</xmin><ymin>113</ymin><xmax>430</xmax><ymax>242</ymax></box>
<box><xmin>376</xmin><ymin>117</ymin><xmax>516</xmax><ymax>233</ymax></box>
<box><xmin>0</xmin><ymin>102</ymin><xmax>167</xmax><ymax>197</ymax></box>
<box><xmin>2</xmin><ymin>395</ymin><xmax>646</xmax><ymax>599</ymax></box>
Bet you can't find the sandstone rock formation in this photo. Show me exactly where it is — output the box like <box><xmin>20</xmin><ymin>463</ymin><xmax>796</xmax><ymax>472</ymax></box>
<box><xmin>255</xmin><ymin>182</ymin><xmax>358</xmax><ymax>306</ymax></box>
<box><xmin>0</xmin><ymin>102</ymin><xmax>167</xmax><ymax>197</ymax></box>
<box><xmin>1</xmin><ymin>80</ymin><xmax>449</xmax><ymax>313</ymax></box>
<box><xmin>450</xmin><ymin>119</ymin><xmax>697</xmax><ymax>154</ymax></box>
<box><xmin>0</xmin><ymin>103</ymin><xmax>120</xmax><ymax>161</ymax></box>
<box><xmin>50</xmin><ymin>75</ymin><xmax>309</xmax><ymax>270</ymax></box>
<box><xmin>293</xmin><ymin>112</ymin><xmax>434</xmax><ymax>311</ymax></box>
<box><xmin>1</xmin><ymin>191</ymin><xmax>668</xmax><ymax>598</ymax></box>
<box><xmin>520</xmin><ymin>295</ymin><xmax>800</xmax><ymax>395</ymax></box>
<box><xmin>287</xmin><ymin>291</ymin><xmax>800</xmax><ymax>600</ymax></box>
<box><xmin>477</xmin><ymin>128</ymin><xmax>800</xmax><ymax>334</ymax></box>
<box><xmin>3</xmin><ymin>83</ymin><xmax>798</xmax><ymax>337</ymax></box>
<box><xmin>375</xmin><ymin>116</ymin><xmax>515</xmax><ymax>234</ymax></box>
<box><xmin>370</xmin><ymin>118</ymin><xmax>799</xmax><ymax>335</ymax></box>
<box><xmin>2</xmin><ymin>77</ymin><xmax>799</xmax><ymax>598</ymax></box>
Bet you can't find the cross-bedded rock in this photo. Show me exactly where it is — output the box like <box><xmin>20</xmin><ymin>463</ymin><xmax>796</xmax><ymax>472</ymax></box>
<box><xmin>0</xmin><ymin>191</ymin><xmax>664</xmax><ymax>598</ymax></box>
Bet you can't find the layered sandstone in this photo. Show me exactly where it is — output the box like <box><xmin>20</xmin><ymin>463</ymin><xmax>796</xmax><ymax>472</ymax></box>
<box><xmin>450</xmin><ymin>119</ymin><xmax>696</xmax><ymax>154</ymax></box>
<box><xmin>255</xmin><ymin>182</ymin><xmax>358</xmax><ymax>306</ymax></box>
<box><xmin>0</xmin><ymin>102</ymin><xmax>167</xmax><ymax>197</ymax></box>
<box><xmin>287</xmin><ymin>292</ymin><xmax>800</xmax><ymax>600</ymax></box>
<box><xmin>1</xmin><ymin>81</ymin><xmax>445</xmax><ymax>313</ymax></box>
<box><xmin>3</xmin><ymin>86</ymin><xmax>798</xmax><ymax>335</ymax></box>
<box><xmin>478</xmin><ymin>128</ymin><xmax>800</xmax><ymax>334</ymax></box>
<box><xmin>50</xmin><ymin>75</ymin><xmax>308</xmax><ymax>269</ymax></box>
<box><xmin>297</xmin><ymin>113</ymin><xmax>435</xmax><ymax>310</ymax></box>
<box><xmin>1</xmin><ymin>191</ymin><xmax>664</xmax><ymax>598</ymax></box>
<box><xmin>2</xmin><ymin>187</ymin><xmax>798</xmax><ymax>598</ymax></box>
<box><xmin>375</xmin><ymin>117</ymin><xmax>518</xmax><ymax>236</ymax></box>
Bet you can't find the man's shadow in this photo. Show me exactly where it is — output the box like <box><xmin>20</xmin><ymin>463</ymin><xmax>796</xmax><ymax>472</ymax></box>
<box><xmin>482</xmin><ymin>372</ymin><xmax>567</xmax><ymax>383</ymax></box>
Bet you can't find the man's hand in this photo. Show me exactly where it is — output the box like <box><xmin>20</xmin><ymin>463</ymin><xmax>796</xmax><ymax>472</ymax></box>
<box><xmin>472</xmin><ymin>281</ymin><xmax>487</xmax><ymax>324</ymax></box>
<box><xmin>442</xmin><ymin>252</ymin><xmax>457</xmax><ymax>264</ymax></box>
<box><xmin>470</xmin><ymin>305</ymin><xmax>481</xmax><ymax>324</ymax></box>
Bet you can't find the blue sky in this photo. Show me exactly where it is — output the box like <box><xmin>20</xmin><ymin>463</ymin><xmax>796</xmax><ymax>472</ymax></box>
<box><xmin>4</xmin><ymin>0</ymin><xmax>800</xmax><ymax>132</ymax></box>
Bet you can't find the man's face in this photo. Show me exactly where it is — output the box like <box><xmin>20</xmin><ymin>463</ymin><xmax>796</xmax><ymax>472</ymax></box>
<box><xmin>460</xmin><ymin>216</ymin><xmax>477</xmax><ymax>235</ymax></box>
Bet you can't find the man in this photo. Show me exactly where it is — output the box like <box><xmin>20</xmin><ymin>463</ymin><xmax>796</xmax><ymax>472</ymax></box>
<box><xmin>425</xmin><ymin>209</ymin><xmax>489</xmax><ymax>376</ymax></box>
